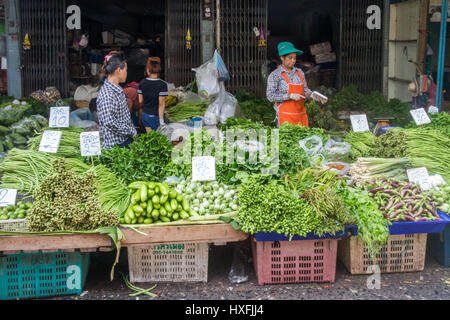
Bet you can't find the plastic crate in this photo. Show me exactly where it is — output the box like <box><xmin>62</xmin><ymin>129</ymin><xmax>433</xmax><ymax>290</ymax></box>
<box><xmin>0</xmin><ymin>251</ymin><xmax>90</xmax><ymax>300</ymax></box>
<box><xmin>428</xmin><ymin>223</ymin><xmax>450</xmax><ymax>267</ymax></box>
<box><xmin>346</xmin><ymin>211</ymin><xmax>450</xmax><ymax>236</ymax></box>
<box><xmin>254</xmin><ymin>225</ymin><xmax>354</xmax><ymax>242</ymax></box>
<box><xmin>250</xmin><ymin>237</ymin><xmax>338</xmax><ymax>285</ymax></box>
<box><xmin>127</xmin><ymin>243</ymin><xmax>209</xmax><ymax>283</ymax></box>
<box><xmin>338</xmin><ymin>234</ymin><xmax>427</xmax><ymax>275</ymax></box>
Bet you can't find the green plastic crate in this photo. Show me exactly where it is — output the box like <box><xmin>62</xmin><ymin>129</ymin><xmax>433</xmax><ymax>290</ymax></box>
<box><xmin>0</xmin><ymin>251</ymin><xmax>90</xmax><ymax>300</ymax></box>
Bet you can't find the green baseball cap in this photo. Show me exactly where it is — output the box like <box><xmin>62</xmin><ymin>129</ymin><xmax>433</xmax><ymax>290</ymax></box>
<box><xmin>278</xmin><ymin>42</ymin><xmax>303</xmax><ymax>57</ymax></box>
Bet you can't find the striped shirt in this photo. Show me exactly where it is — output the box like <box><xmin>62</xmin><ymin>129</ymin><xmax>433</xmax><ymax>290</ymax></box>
<box><xmin>266</xmin><ymin>66</ymin><xmax>312</xmax><ymax>104</ymax></box>
<box><xmin>96</xmin><ymin>80</ymin><xmax>137</xmax><ymax>149</ymax></box>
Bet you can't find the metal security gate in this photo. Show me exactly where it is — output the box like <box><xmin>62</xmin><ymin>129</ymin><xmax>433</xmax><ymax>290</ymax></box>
<box><xmin>166</xmin><ymin>0</ymin><xmax>202</xmax><ymax>86</ymax></box>
<box><xmin>219</xmin><ymin>0</ymin><xmax>268</xmax><ymax>97</ymax></box>
<box><xmin>20</xmin><ymin>0</ymin><xmax>69</xmax><ymax>97</ymax></box>
<box><xmin>339</xmin><ymin>0</ymin><xmax>383</xmax><ymax>93</ymax></box>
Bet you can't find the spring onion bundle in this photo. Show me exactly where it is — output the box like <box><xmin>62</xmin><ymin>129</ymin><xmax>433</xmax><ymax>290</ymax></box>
<box><xmin>166</xmin><ymin>100</ymin><xmax>210</xmax><ymax>122</ymax></box>
<box><xmin>349</xmin><ymin>157</ymin><xmax>411</xmax><ymax>184</ymax></box>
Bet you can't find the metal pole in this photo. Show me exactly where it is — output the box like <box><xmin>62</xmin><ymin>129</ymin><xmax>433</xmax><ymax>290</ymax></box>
<box><xmin>436</xmin><ymin>0</ymin><xmax>448</xmax><ymax>110</ymax></box>
<box><xmin>382</xmin><ymin>0</ymin><xmax>390</xmax><ymax>99</ymax></box>
<box><xmin>216</xmin><ymin>0</ymin><xmax>220</xmax><ymax>52</ymax></box>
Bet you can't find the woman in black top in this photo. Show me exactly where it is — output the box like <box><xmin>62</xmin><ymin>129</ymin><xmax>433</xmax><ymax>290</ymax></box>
<box><xmin>138</xmin><ymin>57</ymin><xmax>168</xmax><ymax>132</ymax></box>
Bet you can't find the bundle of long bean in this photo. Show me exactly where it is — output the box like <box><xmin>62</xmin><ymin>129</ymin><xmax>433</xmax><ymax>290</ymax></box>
<box><xmin>87</xmin><ymin>164</ymin><xmax>130</xmax><ymax>217</ymax></box>
<box><xmin>0</xmin><ymin>149</ymin><xmax>90</xmax><ymax>193</ymax></box>
<box><xmin>28</xmin><ymin>126</ymin><xmax>84</xmax><ymax>158</ymax></box>
<box><xmin>166</xmin><ymin>100</ymin><xmax>210</xmax><ymax>122</ymax></box>
<box><xmin>404</xmin><ymin>128</ymin><xmax>450</xmax><ymax>182</ymax></box>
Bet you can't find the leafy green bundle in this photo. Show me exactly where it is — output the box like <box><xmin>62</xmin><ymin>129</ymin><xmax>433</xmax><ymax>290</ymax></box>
<box><xmin>344</xmin><ymin>131</ymin><xmax>377</xmax><ymax>161</ymax></box>
<box><xmin>235</xmin><ymin>90</ymin><xmax>276</xmax><ymax>126</ymax></box>
<box><xmin>95</xmin><ymin>131</ymin><xmax>173</xmax><ymax>185</ymax></box>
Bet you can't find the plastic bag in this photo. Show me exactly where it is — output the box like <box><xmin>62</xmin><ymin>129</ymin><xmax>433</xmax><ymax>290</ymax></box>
<box><xmin>70</xmin><ymin>108</ymin><xmax>97</xmax><ymax>129</ymax></box>
<box><xmin>322</xmin><ymin>162</ymin><xmax>351</xmax><ymax>176</ymax></box>
<box><xmin>219</xmin><ymin>90</ymin><xmax>237</xmax><ymax>124</ymax></box>
<box><xmin>192</xmin><ymin>54</ymin><xmax>220</xmax><ymax>99</ymax></box>
<box><xmin>299</xmin><ymin>135</ymin><xmax>323</xmax><ymax>156</ymax></box>
<box><xmin>158</xmin><ymin>123</ymin><xmax>194</xmax><ymax>142</ymax></box>
<box><xmin>163</xmin><ymin>176</ymin><xmax>185</xmax><ymax>185</ymax></box>
<box><xmin>322</xmin><ymin>139</ymin><xmax>352</xmax><ymax>162</ymax></box>
<box><xmin>215</xmin><ymin>50</ymin><xmax>230</xmax><ymax>82</ymax></box>
<box><xmin>228</xmin><ymin>245</ymin><xmax>249</xmax><ymax>284</ymax></box>
<box><xmin>204</xmin><ymin>96</ymin><xmax>221</xmax><ymax>126</ymax></box>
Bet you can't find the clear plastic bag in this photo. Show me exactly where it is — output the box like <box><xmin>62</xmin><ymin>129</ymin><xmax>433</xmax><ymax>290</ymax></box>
<box><xmin>158</xmin><ymin>122</ymin><xmax>194</xmax><ymax>142</ymax></box>
<box><xmin>192</xmin><ymin>54</ymin><xmax>220</xmax><ymax>99</ymax></box>
<box><xmin>215</xmin><ymin>50</ymin><xmax>230</xmax><ymax>82</ymax></box>
<box><xmin>323</xmin><ymin>139</ymin><xmax>352</xmax><ymax>162</ymax></box>
<box><xmin>228</xmin><ymin>245</ymin><xmax>249</xmax><ymax>284</ymax></box>
<box><xmin>219</xmin><ymin>89</ymin><xmax>237</xmax><ymax>124</ymax></box>
<box><xmin>299</xmin><ymin>135</ymin><xmax>323</xmax><ymax>156</ymax></box>
<box><xmin>204</xmin><ymin>94</ymin><xmax>222</xmax><ymax>126</ymax></box>
<box><xmin>322</xmin><ymin>161</ymin><xmax>351</xmax><ymax>176</ymax></box>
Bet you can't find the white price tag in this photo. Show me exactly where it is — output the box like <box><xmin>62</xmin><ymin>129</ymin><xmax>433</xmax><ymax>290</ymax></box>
<box><xmin>0</xmin><ymin>189</ymin><xmax>17</xmax><ymax>207</ymax></box>
<box><xmin>350</xmin><ymin>114</ymin><xmax>370</xmax><ymax>132</ymax></box>
<box><xmin>407</xmin><ymin>167</ymin><xmax>432</xmax><ymax>191</ymax></box>
<box><xmin>410</xmin><ymin>108</ymin><xmax>431</xmax><ymax>126</ymax></box>
<box><xmin>39</xmin><ymin>130</ymin><xmax>62</xmax><ymax>153</ymax></box>
<box><xmin>49</xmin><ymin>107</ymin><xmax>70</xmax><ymax>128</ymax></box>
<box><xmin>192</xmin><ymin>156</ymin><xmax>216</xmax><ymax>182</ymax></box>
<box><xmin>428</xmin><ymin>106</ymin><xmax>439</xmax><ymax>114</ymax></box>
<box><xmin>80</xmin><ymin>132</ymin><xmax>101</xmax><ymax>157</ymax></box>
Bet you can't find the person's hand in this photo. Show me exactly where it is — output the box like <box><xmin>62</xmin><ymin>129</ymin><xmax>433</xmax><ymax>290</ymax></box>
<box><xmin>159</xmin><ymin>119</ymin><xmax>167</xmax><ymax>130</ymax></box>
<box><xmin>289</xmin><ymin>93</ymin><xmax>302</xmax><ymax>101</ymax></box>
<box><xmin>311</xmin><ymin>92</ymin><xmax>328</xmax><ymax>104</ymax></box>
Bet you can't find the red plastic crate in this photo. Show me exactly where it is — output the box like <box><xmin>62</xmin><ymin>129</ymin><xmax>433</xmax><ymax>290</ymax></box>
<box><xmin>251</xmin><ymin>237</ymin><xmax>338</xmax><ymax>285</ymax></box>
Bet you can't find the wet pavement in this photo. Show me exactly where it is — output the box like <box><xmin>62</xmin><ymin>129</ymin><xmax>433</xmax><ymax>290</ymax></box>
<box><xmin>48</xmin><ymin>243</ymin><xmax>450</xmax><ymax>301</ymax></box>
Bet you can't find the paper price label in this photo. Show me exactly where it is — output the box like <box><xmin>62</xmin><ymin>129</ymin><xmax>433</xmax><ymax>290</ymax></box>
<box><xmin>192</xmin><ymin>156</ymin><xmax>216</xmax><ymax>181</ymax></box>
<box><xmin>350</xmin><ymin>114</ymin><xmax>370</xmax><ymax>132</ymax></box>
<box><xmin>39</xmin><ymin>130</ymin><xmax>62</xmax><ymax>153</ymax></box>
<box><xmin>0</xmin><ymin>189</ymin><xmax>17</xmax><ymax>207</ymax></box>
<box><xmin>410</xmin><ymin>108</ymin><xmax>431</xmax><ymax>126</ymax></box>
<box><xmin>49</xmin><ymin>107</ymin><xmax>70</xmax><ymax>128</ymax></box>
<box><xmin>407</xmin><ymin>167</ymin><xmax>431</xmax><ymax>191</ymax></box>
<box><xmin>80</xmin><ymin>132</ymin><xmax>101</xmax><ymax>157</ymax></box>
<box><xmin>428</xmin><ymin>106</ymin><xmax>439</xmax><ymax>114</ymax></box>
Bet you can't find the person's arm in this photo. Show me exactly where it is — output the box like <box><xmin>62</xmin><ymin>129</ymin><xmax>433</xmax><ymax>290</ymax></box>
<box><xmin>159</xmin><ymin>81</ymin><xmax>169</xmax><ymax>126</ymax></box>
<box><xmin>299</xmin><ymin>69</ymin><xmax>313</xmax><ymax>99</ymax></box>
<box><xmin>266</xmin><ymin>72</ymin><xmax>290</xmax><ymax>103</ymax></box>
<box><xmin>138</xmin><ymin>94</ymin><xmax>143</xmax><ymax>105</ymax></box>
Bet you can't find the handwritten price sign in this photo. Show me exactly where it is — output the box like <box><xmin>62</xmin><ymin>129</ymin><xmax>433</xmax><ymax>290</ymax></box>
<box><xmin>410</xmin><ymin>108</ymin><xmax>431</xmax><ymax>126</ymax></box>
<box><xmin>80</xmin><ymin>132</ymin><xmax>101</xmax><ymax>157</ymax></box>
<box><xmin>39</xmin><ymin>130</ymin><xmax>62</xmax><ymax>153</ymax></box>
<box><xmin>0</xmin><ymin>189</ymin><xmax>17</xmax><ymax>207</ymax></box>
<box><xmin>407</xmin><ymin>167</ymin><xmax>431</xmax><ymax>191</ymax></box>
<box><xmin>49</xmin><ymin>107</ymin><xmax>70</xmax><ymax>128</ymax></box>
<box><xmin>192</xmin><ymin>156</ymin><xmax>216</xmax><ymax>181</ymax></box>
<box><xmin>428</xmin><ymin>106</ymin><xmax>439</xmax><ymax>114</ymax></box>
<box><xmin>350</xmin><ymin>114</ymin><xmax>370</xmax><ymax>132</ymax></box>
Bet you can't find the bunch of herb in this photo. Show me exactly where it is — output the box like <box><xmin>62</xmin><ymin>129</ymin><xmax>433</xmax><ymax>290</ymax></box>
<box><xmin>305</xmin><ymin>100</ymin><xmax>343</xmax><ymax>131</ymax></box>
<box><xmin>374</xmin><ymin>128</ymin><xmax>408</xmax><ymax>158</ymax></box>
<box><xmin>95</xmin><ymin>131</ymin><xmax>173</xmax><ymax>185</ymax></box>
<box><xmin>235</xmin><ymin>90</ymin><xmax>276</xmax><ymax>127</ymax></box>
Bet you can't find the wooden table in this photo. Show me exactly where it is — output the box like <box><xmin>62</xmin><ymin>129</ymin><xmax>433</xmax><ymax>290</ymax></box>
<box><xmin>0</xmin><ymin>224</ymin><xmax>248</xmax><ymax>254</ymax></box>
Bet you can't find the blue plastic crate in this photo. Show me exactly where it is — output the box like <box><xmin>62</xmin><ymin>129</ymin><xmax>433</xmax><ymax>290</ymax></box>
<box><xmin>0</xmin><ymin>251</ymin><xmax>90</xmax><ymax>300</ymax></box>
<box><xmin>346</xmin><ymin>211</ymin><xmax>450</xmax><ymax>236</ymax></box>
<box><xmin>253</xmin><ymin>225</ymin><xmax>354</xmax><ymax>242</ymax></box>
<box><xmin>428</xmin><ymin>221</ymin><xmax>450</xmax><ymax>267</ymax></box>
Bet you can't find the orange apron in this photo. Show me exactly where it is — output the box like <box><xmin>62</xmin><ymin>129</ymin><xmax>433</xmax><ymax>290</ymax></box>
<box><xmin>276</xmin><ymin>70</ymin><xmax>309</xmax><ymax>127</ymax></box>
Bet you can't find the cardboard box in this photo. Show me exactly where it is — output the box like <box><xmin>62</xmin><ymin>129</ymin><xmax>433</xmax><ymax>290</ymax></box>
<box><xmin>310</xmin><ymin>42</ymin><xmax>332</xmax><ymax>56</ymax></box>
<box><xmin>315</xmin><ymin>52</ymin><xmax>337</xmax><ymax>64</ymax></box>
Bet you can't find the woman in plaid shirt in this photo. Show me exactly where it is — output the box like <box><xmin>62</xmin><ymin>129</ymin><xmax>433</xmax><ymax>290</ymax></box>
<box><xmin>96</xmin><ymin>52</ymin><xmax>137</xmax><ymax>149</ymax></box>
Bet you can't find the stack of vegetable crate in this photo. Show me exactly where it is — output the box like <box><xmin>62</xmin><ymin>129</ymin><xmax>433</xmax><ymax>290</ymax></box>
<box><xmin>251</xmin><ymin>232</ymin><xmax>343</xmax><ymax>285</ymax></box>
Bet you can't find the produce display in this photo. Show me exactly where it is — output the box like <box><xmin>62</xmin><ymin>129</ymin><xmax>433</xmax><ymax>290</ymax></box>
<box><xmin>0</xmin><ymin>98</ymin><xmax>49</xmax><ymax>153</ymax></box>
<box><xmin>350</xmin><ymin>158</ymin><xmax>410</xmax><ymax>183</ymax></box>
<box><xmin>406</xmin><ymin>112</ymin><xmax>450</xmax><ymax>136</ymax></box>
<box><xmin>375</xmin><ymin>128</ymin><xmax>450</xmax><ymax>182</ymax></box>
<box><xmin>235</xmin><ymin>90</ymin><xmax>276</xmax><ymax>126</ymax></box>
<box><xmin>166</xmin><ymin>100</ymin><xmax>210</xmax><ymax>122</ymax></box>
<box><xmin>428</xmin><ymin>184</ymin><xmax>450</xmax><ymax>213</ymax></box>
<box><xmin>305</xmin><ymin>100</ymin><xmax>343</xmax><ymax>131</ymax></box>
<box><xmin>95</xmin><ymin>131</ymin><xmax>173</xmax><ymax>186</ymax></box>
<box><xmin>122</xmin><ymin>181</ymin><xmax>194</xmax><ymax>225</ymax></box>
<box><xmin>28</xmin><ymin>126</ymin><xmax>84</xmax><ymax>158</ymax></box>
<box><xmin>343</xmin><ymin>131</ymin><xmax>376</xmax><ymax>161</ymax></box>
<box><xmin>173</xmin><ymin>179</ymin><xmax>239</xmax><ymax>216</ymax></box>
<box><xmin>0</xmin><ymin>201</ymin><xmax>33</xmax><ymax>221</ymax></box>
<box><xmin>365</xmin><ymin>178</ymin><xmax>441</xmax><ymax>222</ymax></box>
<box><xmin>28</xmin><ymin>159</ymin><xmax>119</xmax><ymax>232</ymax></box>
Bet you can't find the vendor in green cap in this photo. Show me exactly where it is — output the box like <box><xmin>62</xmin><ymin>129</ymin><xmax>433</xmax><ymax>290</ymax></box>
<box><xmin>267</xmin><ymin>42</ymin><xmax>326</xmax><ymax>127</ymax></box>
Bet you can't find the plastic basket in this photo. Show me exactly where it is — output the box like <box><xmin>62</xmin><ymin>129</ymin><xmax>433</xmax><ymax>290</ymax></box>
<box><xmin>127</xmin><ymin>243</ymin><xmax>209</xmax><ymax>283</ymax></box>
<box><xmin>251</xmin><ymin>237</ymin><xmax>338</xmax><ymax>285</ymax></box>
<box><xmin>0</xmin><ymin>251</ymin><xmax>90</xmax><ymax>300</ymax></box>
<box><xmin>338</xmin><ymin>234</ymin><xmax>427</xmax><ymax>275</ymax></box>
<box><xmin>428</xmin><ymin>223</ymin><xmax>450</xmax><ymax>267</ymax></box>
<box><xmin>346</xmin><ymin>211</ymin><xmax>450</xmax><ymax>236</ymax></box>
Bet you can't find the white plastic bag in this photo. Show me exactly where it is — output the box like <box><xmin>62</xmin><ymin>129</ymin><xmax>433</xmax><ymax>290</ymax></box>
<box><xmin>299</xmin><ymin>135</ymin><xmax>323</xmax><ymax>157</ymax></box>
<box><xmin>192</xmin><ymin>53</ymin><xmax>220</xmax><ymax>99</ymax></box>
<box><xmin>204</xmin><ymin>99</ymin><xmax>221</xmax><ymax>126</ymax></box>
<box><xmin>218</xmin><ymin>90</ymin><xmax>237</xmax><ymax>124</ymax></box>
